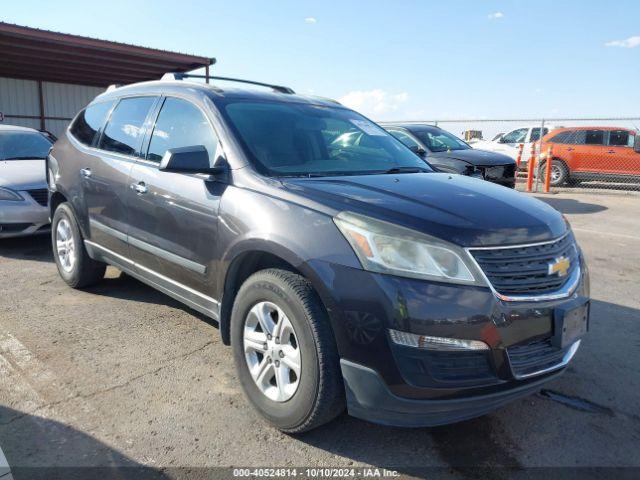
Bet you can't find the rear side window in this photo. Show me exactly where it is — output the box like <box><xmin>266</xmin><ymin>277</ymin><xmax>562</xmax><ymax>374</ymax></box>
<box><xmin>585</xmin><ymin>130</ymin><xmax>605</xmax><ymax>145</ymax></box>
<box><xmin>530</xmin><ymin>128</ymin><xmax>548</xmax><ymax>142</ymax></box>
<box><xmin>608</xmin><ymin>130</ymin><xmax>630</xmax><ymax>147</ymax></box>
<box><xmin>146</xmin><ymin>97</ymin><xmax>218</xmax><ymax>163</ymax></box>
<box><xmin>70</xmin><ymin>101</ymin><xmax>114</xmax><ymax>146</ymax></box>
<box><xmin>99</xmin><ymin>97</ymin><xmax>156</xmax><ymax>156</ymax></box>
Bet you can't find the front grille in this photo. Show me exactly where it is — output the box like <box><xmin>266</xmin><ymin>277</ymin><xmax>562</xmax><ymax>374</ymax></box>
<box><xmin>471</xmin><ymin>164</ymin><xmax>516</xmax><ymax>182</ymax></box>
<box><xmin>507</xmin><ymin>337</ymin><xmax>567</xmax><ymax>378</ymax></box>
<box><xmin>27</xmin><ymin>189</ymin><xmax>48</xmax><ymax>207</ymax></box>
<box><xmin>469</xmin><ymin>234</ymin><xmax>579</xmax><ymax>296</ymax></box>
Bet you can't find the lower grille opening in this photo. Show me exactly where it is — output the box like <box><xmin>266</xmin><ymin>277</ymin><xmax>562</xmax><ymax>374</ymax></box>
<box><xmin>393</xmin><ymin>348</ymin><xmax>496</xmax><ymax>387</ymax></box>
<box><xmin>507</xmin><ymin>337</ymin><xmax>567</xmax><ymax>378</ymax></box>
<box><xmin>0</xmin><ymin>223</ymin><xmax>33</xmax><ymax>233</ymax></box>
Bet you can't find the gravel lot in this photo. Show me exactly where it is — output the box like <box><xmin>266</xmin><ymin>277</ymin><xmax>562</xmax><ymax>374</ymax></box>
<box><xmin>1</xmin><ymin>191</ymin><xmax>639</xmax><ymax>479</ymax></box>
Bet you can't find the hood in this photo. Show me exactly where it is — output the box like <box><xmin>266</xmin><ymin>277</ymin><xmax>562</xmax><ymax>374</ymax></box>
<box><xmin>428</xmin><ymin>148</ymin><xmax>515</xmax><ymax>166</ymax></box>
<box><xmin>281</xmin><ymin>172</ymin><xmax>565</xmax><ymax>247</ymax></box>
<box><xmin>0</xmin><ymin>159</ymin><xmax>47</xmax><ymax>190</ymax></box>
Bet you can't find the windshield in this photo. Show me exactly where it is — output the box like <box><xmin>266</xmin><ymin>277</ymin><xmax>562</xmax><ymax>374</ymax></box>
<box><xmin>0</xmin><ymin>131</ymin><xmax>52</xmax><ymax>160</ymax></box>
<box><xmin>411</xmin><ymin>127</ymin><xmax>470</xmax><ymax>153</ymax></box>
<box><xmin>222</xmin><ymin>101</ymin><xmax>432</xmax><ymax>176</ymax></box>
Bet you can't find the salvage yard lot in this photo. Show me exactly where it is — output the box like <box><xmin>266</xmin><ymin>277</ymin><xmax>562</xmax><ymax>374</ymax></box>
<box><xmin>1</xmin><ymin>191</ymin><xmax>639</xmax><ymax>476</ymax></box>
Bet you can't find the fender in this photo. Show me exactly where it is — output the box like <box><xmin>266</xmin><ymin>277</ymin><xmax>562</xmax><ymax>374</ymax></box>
<box><xmin>216</xmin><ymin>235</ymin><xmax>355</xmax><ymax>349</ymax></box>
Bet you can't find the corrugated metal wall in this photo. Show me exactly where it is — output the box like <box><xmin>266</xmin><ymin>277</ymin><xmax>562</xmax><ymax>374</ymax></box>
<box><xmin>0</xmin><ymin>77</ymin><xmax>104</xmax><ymax>137</ymax></box>
<box><xmin>42</xmin><ymin>82</ymin><xmax>104</xmax><ymax>121</ymax></box>
<box><xmin>0</xmin><ymin>77</ymin><xmax>40</xmax><ymax>130</ymax></box>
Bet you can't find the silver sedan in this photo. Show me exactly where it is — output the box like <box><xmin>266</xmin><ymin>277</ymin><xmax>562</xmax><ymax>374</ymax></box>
<box><xmin>0</xmin><ymin>125</ymin><xmax>53</xmax><ymax>238</ymax></box>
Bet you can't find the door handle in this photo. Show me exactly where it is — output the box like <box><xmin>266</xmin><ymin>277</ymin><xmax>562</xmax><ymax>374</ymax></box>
<box><xmin>607</xmin><ymin>150</ymin><xmax>615</xmax><ymax>154</ymax></box>
<box><xmin>131</xmin><ymin>182</ymin><xmax>148</xmax><ymax>194</ymax></box>
<box><xmin>80</xmin><ymin>168</ymin><xmax>92</xmax><ymax>178</ymax></box>
<box><xmin>566</xmin><ymin>148</ymin><xmax>574</xmax><ymax>152</ymax></box>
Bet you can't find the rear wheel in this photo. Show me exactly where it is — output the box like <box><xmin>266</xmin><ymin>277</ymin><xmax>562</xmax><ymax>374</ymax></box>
<box><xmin>231</xmin><ymin>269</ymin><xmax>345</xmax><ymax>433</ymax></box>
<box><xmin>52</xmin><ymin>203</ymin><xmax>106</xmax><ymax>288</ymax></box>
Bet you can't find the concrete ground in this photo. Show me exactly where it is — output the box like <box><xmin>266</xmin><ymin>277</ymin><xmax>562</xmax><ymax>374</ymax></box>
<box><xmin>0</xmin><ymin>191</ymin><xmax>639</xmax><ymax>478</ymax></box>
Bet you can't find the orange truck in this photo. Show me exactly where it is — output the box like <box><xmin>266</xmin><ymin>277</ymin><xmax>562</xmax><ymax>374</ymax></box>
<box><xmin>538</xmin><ymin>127</ymin><xmax>640</xmax><ymax>186</ymax></box>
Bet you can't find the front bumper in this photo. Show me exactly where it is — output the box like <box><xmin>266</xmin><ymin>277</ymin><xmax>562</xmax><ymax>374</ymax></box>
<box><xmin>307</xmin><ymin>254</ymin><xmax>588</xmax><ymax>426</ymax></box>
<box><xmin>0</xmin><ymin>194</ymin><xmax>50</xmax><ymax>238</ymax></box>
<box><xmin>341</xmin><ymin>359</ymin><xmax>564</xmax><ymax>427</ymax></box>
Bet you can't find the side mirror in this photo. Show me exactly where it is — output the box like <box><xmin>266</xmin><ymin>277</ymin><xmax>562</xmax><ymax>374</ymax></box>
<box><xmin>634</xmin><ymin>134</ymin><xmax>640</xmax><ymax>154</ymax></box>
<box><xmin>159</xmin><ymin>145</ymin><xmax>228</xmax><ymax>175</ymax></box>
<box><xmin>408</xmin><ymin>144</ymin><xmax>427</xmax><ymax>156</ymax></box>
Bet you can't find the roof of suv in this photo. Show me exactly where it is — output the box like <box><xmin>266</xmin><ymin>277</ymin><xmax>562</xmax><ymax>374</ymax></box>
<box><xmin>93</xmin><ymin>80</ymin><xmax>344</xmax><ymax>109</ymax></box>
<box><xmin>548</xmin><ymin>126</ymin><xmax>634</xmax><ymax>132</ymax></box>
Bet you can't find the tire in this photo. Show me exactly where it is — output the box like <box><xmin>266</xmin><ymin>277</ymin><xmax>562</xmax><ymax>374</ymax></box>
<box><xmin>231</xmin><ymin>268</ymin><xmax>345</xmax><ymax>433</ymax></box>
<box><xmin>52</xmin><ymin>202</ymin><xmax>106</xmax><ymax>288</ymax></box>
<box><xmin>539</xmin><ymin>159</ymin><xmax>569</xmax><ymax>187</ymax></box>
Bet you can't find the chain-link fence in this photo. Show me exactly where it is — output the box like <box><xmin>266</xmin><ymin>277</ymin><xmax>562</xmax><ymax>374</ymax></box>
<box><xmin>385</xmin><ymin>117</ymin><xmax>640</xmax><ymax>192</ymax></box>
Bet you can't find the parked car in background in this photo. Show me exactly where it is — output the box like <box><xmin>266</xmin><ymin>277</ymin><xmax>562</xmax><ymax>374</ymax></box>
<box><xmin>48</xmin><ymin>78</ymin><xmax>589</xmax><ymax>432</ymax></box>
<box><xmin>472</xmin><ymin>125</ymin><xmax>558</xmax><ymax>167</ymax></box>
<box><xmin>538</xmin><ymin>127</ymin><xmax>640</xmax><ymax>186</ymax></box>
<box><xmin>382</xmin><ymin>123</ymin><xmax>516</xmax><ymax>188</ymax></box>
<box><xmin>0</xmin><ymin>125</ymin><xmax>52</xmax><ymax>238</ymax></box>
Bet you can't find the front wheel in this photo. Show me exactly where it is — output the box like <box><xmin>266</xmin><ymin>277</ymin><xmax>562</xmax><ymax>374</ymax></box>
<box><xmin>539</xmin><ymin>159</ymin><xmax>569</xmax><ymax>187</ymax></box>
<box><xmin>52</xmin><ymin>202</ymin><xmax>106</xmax><ymax>288</ymax></box>
<box><xmin>231</xmin><ymin>269</ymin><xmax>345</xmax><ymax>433</ymax></box>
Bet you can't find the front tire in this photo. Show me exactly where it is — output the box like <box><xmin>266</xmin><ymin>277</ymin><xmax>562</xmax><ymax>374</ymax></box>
<box><xmin>539</xmin><ymin>159</ymin><xmax>569</xmax><ymax>187</ymax></box>
<box><xmin>52</xmin><ymin>203</ymin><xmax>106</xmax><ymax>288</ymax></box>
<box><xmin>231</xmin><ymin>269</ymin><xmax>345</xmax><ymax>433</ymax></box>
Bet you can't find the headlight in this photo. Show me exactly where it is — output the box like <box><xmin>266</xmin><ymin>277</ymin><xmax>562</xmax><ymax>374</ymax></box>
<box><xmin>334</xmin><ymin>211</ymin><xmax>484</xmax><ymax>285</ymax></box>
<box><xmin>0</xmin><ymin>187</ymin><xmax>24</xmax><ymax>201</ymax></box>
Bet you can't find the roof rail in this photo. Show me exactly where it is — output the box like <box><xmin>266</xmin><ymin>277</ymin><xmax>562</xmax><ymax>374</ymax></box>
<box><xmin>308</xmin><ymin>95</ymin><xmax>342</xmax><ymax>105</ymax></box>
<box><xmin>161</xmin><ymin>72</ymin><xmax>295</xmax><ymax>94</ymax></box>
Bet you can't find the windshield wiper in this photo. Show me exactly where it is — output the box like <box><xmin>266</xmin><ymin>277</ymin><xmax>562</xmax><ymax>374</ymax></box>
<box><xmin>381</xmin><ymin>166</ymin><xmax>430</xmax><ymax>174</ymax></box>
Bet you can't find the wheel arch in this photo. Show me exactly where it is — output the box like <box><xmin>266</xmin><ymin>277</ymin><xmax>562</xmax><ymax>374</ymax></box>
<box><xmin>217</xmin><ymin>241</ymin><xmax>337</xmax><ymax>347</ymax></box>
<box><xmin>49</xmin><ymin>191</ymin><xmax>68</xmax><ymax>219</ymax></box>
<box><xmin>49</xmin><ymin>190</ymin><xmax>90</xmax><ymax>238</ymax></box>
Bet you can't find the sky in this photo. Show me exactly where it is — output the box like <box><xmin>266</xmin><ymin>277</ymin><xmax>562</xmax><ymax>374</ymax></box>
<box><xmin>2</xmin><ymin>0</ymin><xmax>639</xmax><ymax>121</ymax></box>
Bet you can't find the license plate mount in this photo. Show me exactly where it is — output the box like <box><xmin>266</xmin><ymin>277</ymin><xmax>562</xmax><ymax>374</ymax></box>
<box><xmin>553</xmin><ymin>301</ymin><xmax>589</xmax><ymax>349</ymax></box>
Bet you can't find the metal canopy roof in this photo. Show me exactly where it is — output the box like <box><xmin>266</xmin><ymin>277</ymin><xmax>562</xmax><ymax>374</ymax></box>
<box><xmin>0</xmin><ymin>22</ymin><xmax>215</xmax><ymax>87</ymax></box>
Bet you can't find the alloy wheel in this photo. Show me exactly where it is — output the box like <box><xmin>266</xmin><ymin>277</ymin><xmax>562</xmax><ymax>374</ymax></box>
<box><xmin>56</xmin><ymin>218</ymin><xmax>76</xmax><ymax>273</ymax></box>
<box><xmin>243</xmin><ymin>301</ymin><xmax>301</xmax><ymax>402</ymax></box>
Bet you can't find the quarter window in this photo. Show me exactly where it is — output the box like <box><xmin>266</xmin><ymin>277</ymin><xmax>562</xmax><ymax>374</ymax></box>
<box><xmin>99</xmin><ymin>97</ymin><xmax>156</xmax><ymax>156</ymax></box>
<box><xmin>147</xmin><ymin>98</ymin><xmax>218</xmax><ymax>163</ymax></box>
<box><xmin>70</xmin><ymin>101</ymin><xmax>114</xmax><ymax>146</ymax></box>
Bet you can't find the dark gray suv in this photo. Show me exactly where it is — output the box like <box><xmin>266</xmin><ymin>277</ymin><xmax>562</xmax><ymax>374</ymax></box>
<box><xmin>48</xmin><ymin>78</ymin><xmax>590</xmax><ymax>432</ymax></box>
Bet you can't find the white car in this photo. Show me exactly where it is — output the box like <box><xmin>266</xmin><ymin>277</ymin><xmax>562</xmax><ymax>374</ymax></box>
<box><xmin>0</xmin><ymin>125</ymin><xmax>53</xmax><ymax>238</ymax></box>
<box><xmin>471</xmin><ymin>125</ymin><xmax>559</xmax><ymax>168</ymax></box>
